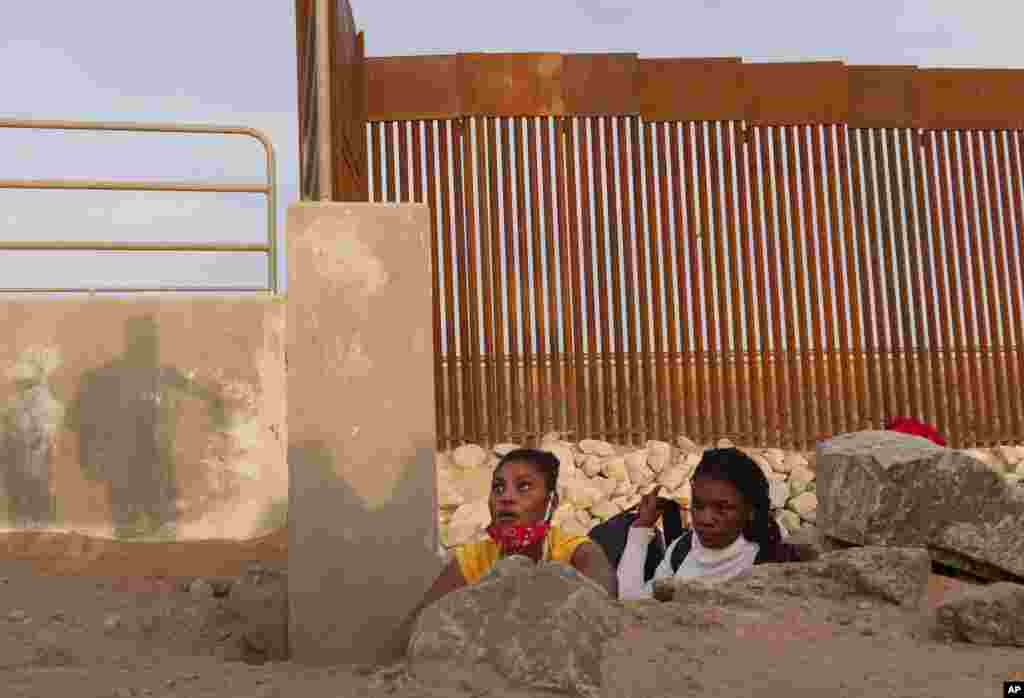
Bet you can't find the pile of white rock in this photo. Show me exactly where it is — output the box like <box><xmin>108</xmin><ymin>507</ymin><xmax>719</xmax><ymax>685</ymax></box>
<box><xmin>436</xmin><ymin>436</ymin><xmax>1024</xmax><ymax>550</ymax></box>
<box><xmin>436</xmin><ymin>435</ymin><xmax>819</xmax><ymax>549</ymax></box>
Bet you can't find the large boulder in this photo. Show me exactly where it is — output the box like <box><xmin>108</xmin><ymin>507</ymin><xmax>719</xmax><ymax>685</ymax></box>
<box><xmin>407</xmin><ymin>556</ymin><xmax>625</xmax><ymax>697</ymax></box>
<box><xmin>935</xmin><ymin>582</ymin><xmax>1024</xmax><ymax>646</ymax></box>
<box><xmin>816</xmin><ymin>430</ymin><xmax>1024</xmax><ymax>581</ymax></box>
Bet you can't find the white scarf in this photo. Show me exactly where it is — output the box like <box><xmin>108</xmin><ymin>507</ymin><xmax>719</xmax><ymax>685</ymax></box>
<box><xmin>674</xmin><ymin>531</ymin><xmax>759</xmax><ymax>584</ymax></box>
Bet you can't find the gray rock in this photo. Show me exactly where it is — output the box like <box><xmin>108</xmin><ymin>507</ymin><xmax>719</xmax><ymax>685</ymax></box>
<box><xmin>220</xmin><ymin>566</ymin><xmax>289</xmax><ymax>664</ymax></box>
<box><xmin>935</xmin><ymin>582</ymin><xmax>1024</xmax><ymax>646</ymax></box>
<box><xmin>652</xmin><ymin>545</ymin><xmax>930</xmax><ymax>609</ymax></box>
<box><xmin>408</xmin><ymin>556</ymin><xmax>625</xmax><ymax>697</ymax></box>
<box><xmin>816</xmin><ymin>430</ymin><xmax>1024</xmax><ymax>581</ymax></box>
<box><xmin>818</xmin><ymin>546</ymin><xmax>932</xmax><ymax>608</ymax></box>
<box><xmin>189</xmin><ymin>577</ymin><xmax>215</xmax><ymax>599</ymax></box>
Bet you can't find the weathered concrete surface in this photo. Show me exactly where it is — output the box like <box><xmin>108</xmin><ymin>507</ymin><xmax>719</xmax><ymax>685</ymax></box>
<box><xmin>287</xmin><ymin>202</ymin><xmax>441</xmax><ymax>666</ymax></box>
<box><xmin>816</xmin><ymin>430</ymin><xmax>1024</xmax><ymax>581</ymax></box>
<box><xmin>0</xmin><ymin>296</ymin><xmax>287</xmax><ymax>541</ymax></box>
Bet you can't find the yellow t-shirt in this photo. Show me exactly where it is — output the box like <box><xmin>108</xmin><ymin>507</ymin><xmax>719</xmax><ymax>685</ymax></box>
<box><xmin>454</xmin><ymin>526</ymin><xmax>590</xmax><ymax>585</ymax></box>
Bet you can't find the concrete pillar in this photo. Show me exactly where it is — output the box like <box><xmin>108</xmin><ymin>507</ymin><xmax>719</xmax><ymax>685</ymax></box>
<box><xmin>286</xmin><ymin>202</ymin><xmax>441</xmax><ymax>666</ymax></box>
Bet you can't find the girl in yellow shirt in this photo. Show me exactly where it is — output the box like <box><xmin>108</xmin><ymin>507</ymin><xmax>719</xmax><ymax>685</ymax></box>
<box><xmin>401</xmin><ymin>448</ymin><xmax>616</xmax><ymax>635</ymax></box>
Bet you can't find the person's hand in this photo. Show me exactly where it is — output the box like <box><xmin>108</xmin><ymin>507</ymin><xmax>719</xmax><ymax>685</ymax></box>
<box><xmin>631</xmin><ymin>485</ymin><xmax>662</xmax><ymax>528</ymax></box>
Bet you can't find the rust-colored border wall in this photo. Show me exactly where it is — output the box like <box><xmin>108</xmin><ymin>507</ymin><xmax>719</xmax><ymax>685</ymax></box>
<box><xmin>363</xmin><ymin>53</ymin><xmax>1024</xmax><ymax>450</ymax></box>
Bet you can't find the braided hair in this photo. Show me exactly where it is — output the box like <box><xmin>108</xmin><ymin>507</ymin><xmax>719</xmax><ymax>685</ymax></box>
<box><xmin>691</xmin><ymin>447</ymin><xmax>782</xmax><ymax>548</ymax></box>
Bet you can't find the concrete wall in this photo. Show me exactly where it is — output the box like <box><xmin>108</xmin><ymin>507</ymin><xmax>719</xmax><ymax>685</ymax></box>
<box><xmin>287</xmin><ymin>202</ymin><xmax>442</xmax><ymax>666</ymax></box>
<box><xmin>0</xmin><ymin>295</ymin><xmax>287</xmax><ymax>541</ymax></box>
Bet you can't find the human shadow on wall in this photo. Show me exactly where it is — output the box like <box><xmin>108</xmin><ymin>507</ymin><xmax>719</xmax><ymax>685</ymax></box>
<box><xmin>288</xmin><ymin>437</ymin><xmax>441</xmax><ymax>667</ymax></box>
<box><xmin>67</xmin><ymin>316</ymin><xmax>191</xmax><ymax>539</ymax></box>
<box><xmin>1</xmin><ymin>350</ymin><xmax>64</xmax><ymax>528</ymax></box>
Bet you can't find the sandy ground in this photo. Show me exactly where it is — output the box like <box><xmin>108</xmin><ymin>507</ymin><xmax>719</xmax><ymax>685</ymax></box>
<box><xmin>0</xmin><ymin>529</ymin><xmax>1021</xmax><ymax>698</ymax></box>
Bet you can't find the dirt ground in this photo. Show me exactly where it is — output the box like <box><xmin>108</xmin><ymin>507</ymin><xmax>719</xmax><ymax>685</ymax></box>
<box><xmin>0</xmin><ymin>529</ymin><xmax>1021</xmax><ymax>698</ymax></box>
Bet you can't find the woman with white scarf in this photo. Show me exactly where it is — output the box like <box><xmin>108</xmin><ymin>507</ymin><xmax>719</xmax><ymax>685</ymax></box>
<box><xmin>618</xmin><ymin>448</ymin><xmax>815</xmax><ymax>600</ymax></box>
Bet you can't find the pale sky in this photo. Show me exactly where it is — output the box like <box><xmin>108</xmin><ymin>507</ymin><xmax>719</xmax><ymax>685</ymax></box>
<box><xmin>2</xmin><ymin>0</ymin><xmax>1022</xmax><ymax>294</ymax></box>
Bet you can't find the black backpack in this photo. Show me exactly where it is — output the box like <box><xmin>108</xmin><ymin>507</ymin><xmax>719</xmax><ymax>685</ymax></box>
<box><xmin>589</xmin><ymin>497</ymin><xmax>685</xmax><ymax>582</ymax></box>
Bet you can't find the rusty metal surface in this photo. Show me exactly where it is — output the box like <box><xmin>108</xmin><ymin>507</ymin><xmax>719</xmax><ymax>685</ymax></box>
<box><xmin>359</xmin><ymin>53</ymin><xmax>1024</xmax><ymax>448</ymax></box>
<box><xmin>512</xmin><ymin>118</ymin><xmax>536</xmax><ymax>439</ymax></box>
<box><xmin>369</xmin><ymin>121</ymin><xmax>382</xmax><ymax>200</ymax></box>
<box><xmin>575</xmin><ymin>119</ymin><xmax>601</xmax><ymax>438</ymax></box>
<box><xmin>797</xmin><ymin>126</ymin><xmax>827</xmax><ymax>443</ymax></box>
<box><xmin>692</xmin><ymin>122</ymin><xmax>716</xmax><ymax>443</ymax></box>
<box><xmin>961</xmin><ymin>131</ymin><xmax>995</xmax><ymax>444</ymax></box>
<box><xmin>654</xmin><ymin>124</ymin><xmax>682</xmax><ymax>441</ymax></box>
<box><xmin>556</xmin><ymin>117</ymin><xmax>581</xmax><ymax>438</ymax></box>
<box><xmin>630</xmin><ymin>116</ymin><xmax>656</xmax><ymax>440</ymax></box>
<box><xmin>1012</xmin><ymin>135</ymin><xmax>1024</xmax><ymax>441</ymax></box>
<box><xmin>720</xmin><ymin>123</ymin><xmax>745</xmax><ymax>442</ymax></box>
<box><xmin>734</xmin><ymin>123</ymin><xmax>760</xmax><ymax>442</ymax></box>
<box><xmin>540</xmin><ymin>117</ymin><xmax>565</xmax><ymax>436</ymax></box>
<box><xmin>526</xmin><ymin>118</ymin><xmax>549</xmax><ymax>436</ymax></box>
<box><xmin>744</xmin><ymin>61</ymin><xmax>848</xmax><ymax>126</ymax></box>
<box><xmin>847</xmin><ymin>66</ymin><xmax>917</xmax><ymax>129</ymax></box>
<box><xmin>935</xmin><ymin>131</ymin><xmax>968</xmax><ymax>445</ymax></box>
<box><xmin>455</xmin><ymin>118</ymin><xmax>482</xmax><ymax>442</ymax></box>
<box><xmin>748</xmin><ymin>128</ymin><xmax>774</xmax><ymax>444</ymax></box>
<box><xmin>602</xmin><ymin>117</ymin><xmax>630</xmax><ymax>441</ymax></box>
<box><xmin>500</xmin><ymin>118</ymin><xmax>523</xmax><ymax>439</ymax></box>
<box><xmin>437</xmin><ymin>121</ymin><xmax>461</xmax><ymax>445</ymax></box>
<box><xmin>992</xmin><ymin>132</ymin><xmax>1022</xmax><ymax>441</ymax></box>
<box><xmin>919</xmin><ymin>131</ymin><xmax>956</xmax><ymax>441</ymax></box>
<box><xmin>459</xmin><ymin>53</ymin><xmax>565</xmax><ymax>117</ymax></box>
<box><xmin>562</xmin><ymin>54</ymin><xmax>639</xmax><ymax>117</ymax></box>
<box><xmin>486</xmin><ymin>117</ymin><xmax>509</xmax><ymax>443</ymax></box>
<box><xmin>762</xmin><ymin>127</ymin><xmax>788</xmax><ymax>444</ymax></box>
<box><xmin>971</xmin><ymin>131</ymin><xmax>1006</xmax><ymax>443</ymax></box>
<box><xmin>999</xmin><ymin>133</ymin><xmax>1024</xmax><ymax>440</ymax></box>
<box><xmin>776</xmin><ymin>126</ymin><xmax>802</xmax><ymax>448</ymax></box>
<box><xmin>869</xmin><ymin>129</ymin><xmax>898</xmax><ymax>425</ymax></box>
<box><xmin>708</xmin><ymin>123</ymin><xmax>733</xmax><ymax>441</ymax></box>
<box><xmin>564</xmin><ymin>118</ymin><xmax>588</xmax><ymax>440</ymax></box>
<box><xmin>808</xmin><ymin>125</ymin><xmax>838</xmax><ymax>438</ymax></box>
<box><xmin>914</xmin><ymin>69</ymin><xmax>1024</xmax><ymax>130</ymax></box>
<box><xmin>474</xmin><ymin>117</ymin><xmax>498</xmax><ymax>444</ymax></box>
<box><xmin>589</xmin><ymin>117</ymin><xmax>613</xmax><ymax>439</ymax></box>
<box><xmin>366</xmin><ymin>56</ymin><xmax>460</xmax><ymax>121</ymax></box>
<box><xmin>329</xmin><ymin>0</ymin><xmax>366</xmax><ymax>201</ymax></box>
<box><xmin>667</xmin><ymin>124</ymin><xmax>693</xmax><ymax>440</ymax></box>
<box><xmin>824</xmin><ymin>126</ymin><xmax>853</xmax><ymax>434</ymax></box>
<box><xmin>900</xmin><ymin>128</ymin><xmax>935</xmax><ymax>430</ymax></box>
<box><xmin>638</xmin><ymin>58</ymin><xmax>744</xmax><ymax>123</ymax></box>
<box><xmin>617</xmin><ymin>118</ymin><xmax>642</xmax><ymax>443</ymax></box>
<box><xmin>947</xmin><ymin>132</ymin><xmax>980</xmax><ymax>443</ymax></box>
<box><xmin>421</xmin><ymin>122</ymin><xmax>446</xmax><ymax>447</ymax></box>
<box><xmin>643</xmin><ymin>123</ymin><xmax>668</xmax><ymax>440</ymax></box>
<box><xmin>888</xmin><ymin>129</ymin><xmax>919</xmax><ymax>425</ymax></box>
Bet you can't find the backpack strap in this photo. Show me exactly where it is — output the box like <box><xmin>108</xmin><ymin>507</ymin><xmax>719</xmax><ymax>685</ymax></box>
<box><xmin>669</xmin><ymin>529</ymin><xmax>694</xmax><ymax>572</ymax></box>
<box><xmin>658</xmin><ymin>497</ymin><xmax>684</xmax><ymax>547</ymax></box>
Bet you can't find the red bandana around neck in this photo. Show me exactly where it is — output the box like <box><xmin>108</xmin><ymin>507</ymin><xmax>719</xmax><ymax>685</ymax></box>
<box><xmin>487</xmin><ymin>493</ymin><xmax>555</xmax><ymax>556</ymax></box>
<box><xmin>486</xmin><ymin>520</ymin><xmax>551</xmax><ymax>555</ymax></box>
